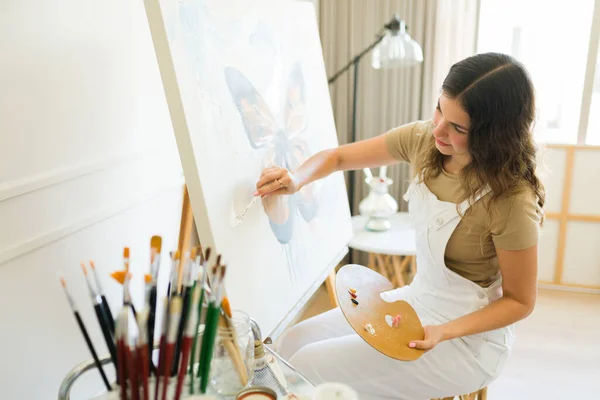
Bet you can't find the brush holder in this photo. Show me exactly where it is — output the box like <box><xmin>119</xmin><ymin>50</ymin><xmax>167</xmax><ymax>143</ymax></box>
<box><xmin>358</xmin><ymin>177</ymin><xmax>398</xmax><ymax>232</ymax></box>
<box><xmin>89</xmin><ymin>377</ymin><xmax>218</xmax><ymax>399</ymax></box>
<box><xmin>208</xmin><ymin>310</ymin><xmax>254</xmax><ymax>396</ymax></box>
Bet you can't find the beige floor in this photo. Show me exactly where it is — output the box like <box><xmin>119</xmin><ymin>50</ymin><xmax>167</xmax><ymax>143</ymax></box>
<box><xmin>296</xmin><ymin>285</ymin><xmax>600</xmax><ymax>399</ymax></box>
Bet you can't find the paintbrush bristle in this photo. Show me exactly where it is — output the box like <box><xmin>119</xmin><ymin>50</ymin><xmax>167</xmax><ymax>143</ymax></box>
<box><xmin>150</xmin><ymin>235</ymin><xmax>162</xmax><ymax>253</ymax></box>
<box><xmin>216</xmin><ymin>254</ymin><xmax>222</xmax><ymax>266</ymax></box>
<box><xmin>110</xmin><ymin>270</ymin><xmax>131</xmax><ymax>285</ymax></box>
<box><xmin>144</xmin><ymin>274</ymin><xmax>152</xmax><ymax>284</ymax></box>
<box><xmin>123</xmin><ymin>247</ymin><xmax>130</xmax><ymax>258</ymax></box>
<box><xmin>204</xmin><ymin>247</ymin><xmax>211</xmax><ymax>263</ymax></box>
<box><xmin>59</xmin><ymin>276</ymin><xmax>67</xmax><ymax>288</ymax></box>
<box><xmin>190</xmin><ymin>247</ymin><xmax>197</xmax><ymax>259</ymax></box>
<box><xmin>221</xmin><ymin>296</ymin><xmax>232</xmax><ymax>318</ymax></box>
<box><xmin>174</xmin><ymin>250</ymin><xmax>180</xmax><ymax>260</ymax></box>
<box><xmin>80</xmin><ymin>262</ymin><xmax>88</xmax><ymax>276</ymax></box>
<box><xmin>89</xmin><ymin>260</ymin><xmax>96</xmax><ymax>270</ymax></box>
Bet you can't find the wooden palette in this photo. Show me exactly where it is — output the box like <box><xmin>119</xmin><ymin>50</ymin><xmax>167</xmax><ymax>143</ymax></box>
<box><xmin>336</xmin><ymin>264</ymin><xmax>425</xmax><ymax>361</ymax></box>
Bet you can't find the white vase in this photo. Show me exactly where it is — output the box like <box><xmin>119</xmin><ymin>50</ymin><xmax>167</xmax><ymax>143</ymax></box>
<box><xmin>358</xmin><ymin>177</ymin><xmax>398</xmax><ymax>231</ymax></box>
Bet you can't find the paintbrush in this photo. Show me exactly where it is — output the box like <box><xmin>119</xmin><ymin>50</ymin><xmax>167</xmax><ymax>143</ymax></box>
<box><xmin>136</xmin><ymin>310</ymin><xmax>150</xmax><ymax>400</ymax></box>
<box><xmin>89</xmin><ymin>260</ymin><xmax>115</xmax><ymax>335</ymax></box>
<box><xmin>116</xmin><ymin>307</ymin><xmax>128</xmax><ymax>400</ymax></box>
<box><xmin>161</xmin><ymin>297</ymin><xmax>182</xmax><ymax>400</ymax></box>
<box><xmin>195</xmin><ymin>259</ymin><xmax>219</xmax><ymax>381</ymax></box>
<box><xmin>166</xmin><ymin>251</ymin><xmax>181</xmax><ymax>299</ymax></box>
<box><xmin>154</xmin><ymin>298</ymin><xmax>169</xmax><ymax>400</ymax></box>
<box><xmin>81</xmin><ymin>262</ymin><xmax>118</xmax><ymax>372</ymax></box>
<box><xmin>126</xmin><ymin>339</ymin><xmax>140</xmax><ymax>400</ymax></box>
<box><xmin>172</xmin><ymin>248</ymin><xmax>196</xmax><ymax>376</ymax></box>
<box><xmin>58</xmin><ymin>274</ymin><xmax>112</xmax><ymax>391</ymax></box>
<box><xmin>189</xmin><ymin>247</ymin><xmax>210</xmax><ymax>394</ymax></box>
<box><xmin>148</xmin><ymin>235</ymin><xmax>162</xmax><ymax>375</ymax></box>
<box><xmin>175</xmin><ymin>284</ymin><xmax>201</xmax><ymax>400</ymax></box>
<box><xmin>218</xmin><ymin>295</ymin><xmax>249</xmax><ymax>387</ymax></box>
<box><xmin>199</xmin><ymin>264</ymin><xmax>227</xmax><ymax>393</ymax></box>
<box><xmin>123</xmin><ymin>247</ymin><xmax>138</xmax><ymax>319</ymax></box>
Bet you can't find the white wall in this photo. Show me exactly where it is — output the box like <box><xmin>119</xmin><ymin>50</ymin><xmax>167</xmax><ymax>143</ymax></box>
<box><xmin>0</xmin><ymin>0</ymin><xmax>183</xmax><ymax>399</ymax></box>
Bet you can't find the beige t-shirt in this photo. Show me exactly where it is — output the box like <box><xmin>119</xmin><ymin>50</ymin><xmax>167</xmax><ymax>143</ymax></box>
<box><xmin>385</xmin><ymin>120</ymin><xmax>541</xmax><ymax>287</ymax></box>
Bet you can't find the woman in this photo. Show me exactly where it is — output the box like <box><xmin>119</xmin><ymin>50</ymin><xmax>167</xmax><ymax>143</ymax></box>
<box><xmin>254</xmin><ymin>53</ymin><xmax>544</xmax><ymax>399</ymax></box>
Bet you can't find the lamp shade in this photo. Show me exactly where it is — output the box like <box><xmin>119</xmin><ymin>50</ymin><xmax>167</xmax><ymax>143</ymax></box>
<box><xmin>371</xmin><ymin>19</ymin><xmax>423</xmax><ymax>69</ymax></box>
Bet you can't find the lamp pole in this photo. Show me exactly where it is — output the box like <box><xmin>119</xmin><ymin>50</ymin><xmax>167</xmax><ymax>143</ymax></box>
<box><xmin>327</xmin><ymin>16</ymin><xmax>400</xmax><ymax>216</ymax></box>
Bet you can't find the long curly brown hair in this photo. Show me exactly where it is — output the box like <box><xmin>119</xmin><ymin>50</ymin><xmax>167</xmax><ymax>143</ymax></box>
<box><xmin>416</xmin><ymin>52</ymin><xmax>545</xmax><ymax>223</ymax></box>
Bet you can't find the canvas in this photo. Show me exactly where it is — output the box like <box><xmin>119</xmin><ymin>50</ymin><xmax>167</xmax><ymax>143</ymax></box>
<box><xmin>144</xmin><ymin>0</ymin><xmax>353</xmax><ymax>334</ymax></box>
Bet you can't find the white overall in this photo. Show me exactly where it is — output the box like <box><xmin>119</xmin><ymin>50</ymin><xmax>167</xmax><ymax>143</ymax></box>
<box><xmin>276</xmin><ymin>177</ymin><xmax>516</xmax><ymax>400</ymax></box>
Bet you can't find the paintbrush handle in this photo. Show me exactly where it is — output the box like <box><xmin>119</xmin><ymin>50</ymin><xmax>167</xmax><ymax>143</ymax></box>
<box><xmin>154</xmin><ymin>336</ymin><xmax>166</xmax><ymax>400</ymax></box>
<box><xmin>172</xmin><ymin>286</ymin><xmax>191</xmax><ymax>376</ymax></box>
<box><xmin>174</xmin><ymin>337</ymin><xmax>193</xmax><ymax>400</ymax></box>
<box><xmin>189</xmin><ymin>289</ymin><xmax>205</xmax><ymax>394</ymax></box>
<box><xmin>138</xmin><ymin>344</ymin><xmax>150</xmax><ymax>400</ymax></box>
<box><xmin>148</xmin><ymin>286</ymin><xmax>157</xmax><ymax>375</ymax></box>
<box><xmin>75</xmin><ymin>312</ymin><xmax>112</xmax><ymax>391</ymax></box>
<box><xmin>160</xmin><ymin>344</ymin><xmax>175</xmax><ymax>400</ymax></box>
<box><xmin>199</xmin><ymin>305</ymin><xmax>221</xmax><ymax>393</ymax></box>
<box><xmin>117</xmin><ymin>339</ymin><xmax>127</xmax><ymax>400</ymax></box>
<box><xmin>94</xmin><ymin>304</ymin><xmax>117</xmax><ymax>368</ymax></box>
<box><xmin>100</xmin><ymin>295</ymin><xmax>115</xmax><ymax>335</ymax></box>
<box><xmin>126</xmin><ymin>346</ymin><xmax>140</xmax><ymax>400</ymax></box>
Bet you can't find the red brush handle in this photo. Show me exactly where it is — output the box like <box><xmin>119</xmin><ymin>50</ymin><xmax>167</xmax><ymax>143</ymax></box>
<box><xmin>174</xmin><ymin>337</ymin><xmax>193</xmax><ymax>400</ymax></box>
<box><xmin>160</xmin><ymin>344</ymin><xmax>175</xmax><ymax>400</ymax></box>
<box><xmin>154</xmin><ymin>335</ymin><xmax>166</xmax><ymax>400</ymax></box>
<box><xmin>138</xmin><ymin>344</ymin><xmax>150</xmax><ymax>400</ymax></box>
<box><xmin>126</xmin><ymin>347</ymin><xmax>139</xmax><ymax>400</ymax></box>
<box><xmin>117</xmin><ymin>339</ymin><xmax>127</xmax><ymax>400</ymax></box>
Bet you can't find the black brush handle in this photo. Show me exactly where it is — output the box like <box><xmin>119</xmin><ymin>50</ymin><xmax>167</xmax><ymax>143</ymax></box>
<box><xmin>94</xmin><ymin>304</ymin><xmax>117</xmax><ymax>369</ymax></box>
<box><xmin>100</xmin><ymin>295</ymin><xmax>115</xmax><ymax>335</ymax></box>
<box><xmin>148</xmin><ymin>286</ymin><xmax>157</xmax><ymax>375</ymax></box>
<box><xmin>171</xmin><ymin>287</ymin><xmax>191</xmax><ymax>376</ymax></box>
<box><xmin>75</xmin><ymin>311</ymin><xmax>112</xmax><ymax>391</ymax></box>
<box><xmin>130</xmin><ymin>303</ymin><xmax>138</xmax><ymax>319</ymax></box>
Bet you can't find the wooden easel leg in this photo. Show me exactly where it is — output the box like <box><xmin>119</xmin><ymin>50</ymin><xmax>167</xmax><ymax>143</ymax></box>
<box><xmin>177</xmin><ymin>185</ymin><xmax>194</xmax><ymax>290</ymax></box>
<box><xmin>325</xmin><ymin>270</ymin><xmax>338</xmax><ymax>308</ymax></box>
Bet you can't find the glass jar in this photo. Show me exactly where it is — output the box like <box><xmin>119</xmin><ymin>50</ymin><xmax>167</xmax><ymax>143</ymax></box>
<box><xmin>208</xmin><ymin>310</ymin><xmax>254</xmax><ymax>396</ymax></box>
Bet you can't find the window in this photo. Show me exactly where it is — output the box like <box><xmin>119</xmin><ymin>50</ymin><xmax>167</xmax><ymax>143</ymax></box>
<box><xmin>477</xmin><ymin>0</ymin><xmax>599</xmax><ymax>144</ymax></box>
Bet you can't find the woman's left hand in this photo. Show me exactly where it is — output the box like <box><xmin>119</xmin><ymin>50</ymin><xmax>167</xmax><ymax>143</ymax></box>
<box><xmin>408</xmin><ymin>325</ymin><xmax>446</xmax><ymax>352</ymax></box>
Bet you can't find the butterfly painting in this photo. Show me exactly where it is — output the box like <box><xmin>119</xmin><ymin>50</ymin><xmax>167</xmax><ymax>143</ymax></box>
<box><xmin>224</xmin><ymin>63</ymin><xmax>319</xmax><ymax>244</ymax></box>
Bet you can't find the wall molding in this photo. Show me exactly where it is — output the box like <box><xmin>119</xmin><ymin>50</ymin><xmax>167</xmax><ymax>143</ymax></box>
<box><xmin>0</xmin><ymin>178</ymin><xmax>184</xmax><ymax>266</ymax></box>
<box><xmin>0</xmin><ymin>149</ymin><xmax>153</xmax><ymax>203</ymax></box>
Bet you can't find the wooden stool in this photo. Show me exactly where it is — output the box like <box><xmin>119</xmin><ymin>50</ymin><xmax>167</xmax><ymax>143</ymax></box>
<box><xmin>367</xmin><ymin>253</ymin><xmax>415</xmax><ymax>287</ymax></box>
<box><xmin>432</xmin><ymin>387</ymin><xmax>488</xmax><ymax>400</ymax></box>
<box><xmin>348</xmin><ymin>213</ymin><xmax>417</xmax><ymax>288</ymax></box>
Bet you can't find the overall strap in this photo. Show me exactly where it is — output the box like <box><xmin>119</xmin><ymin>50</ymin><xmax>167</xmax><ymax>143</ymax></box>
<box><xmin>402</xmin><ymin>174</ymin><xmax>421</xmax><ymax>202</ymax></box>
<box><xmin>457</xmin><ymin>185</ymin><xmax>492</xmax><ymax>215</ymax></box>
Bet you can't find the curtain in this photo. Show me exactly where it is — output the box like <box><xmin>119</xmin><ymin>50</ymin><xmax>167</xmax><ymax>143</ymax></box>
<box><xmin>316</xmin><ymin>0</ymin><xmax>480</xmax><ymax>263</ymax></box>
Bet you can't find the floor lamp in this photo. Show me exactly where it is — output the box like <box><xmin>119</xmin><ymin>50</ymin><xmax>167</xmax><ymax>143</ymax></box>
<box><xmin>327</xmin><ymin>15</ymin><xmax>424</xmax><ymax>217</ymax></box>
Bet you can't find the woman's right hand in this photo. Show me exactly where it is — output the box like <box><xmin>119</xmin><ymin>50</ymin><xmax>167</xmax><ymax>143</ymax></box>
<box><xmin>254</xmin><ymin>166</ymin><xmax>300</xmax><ymax>198</ymax></box>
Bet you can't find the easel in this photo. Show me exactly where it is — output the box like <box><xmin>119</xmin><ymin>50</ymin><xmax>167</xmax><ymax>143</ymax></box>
<box><xmin>177</xmin><ymin>185</ymin><xmax>340</xmax><ymax>308</ymax></box>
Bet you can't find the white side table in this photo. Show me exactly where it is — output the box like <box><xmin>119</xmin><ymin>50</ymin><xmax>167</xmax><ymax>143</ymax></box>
<box><xmin>348</xmin><ymin>212</ymin><xmax>417</xmax><ymax>287</ymax></box>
